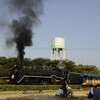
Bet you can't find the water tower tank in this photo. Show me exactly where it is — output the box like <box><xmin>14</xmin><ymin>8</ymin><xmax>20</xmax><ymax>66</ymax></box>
<box><xmin>51</xmin><ymin>37</ymin><xmax>66</xmax><ymax>60</ymax></box>
<box><xmin>52</xmin><ymin>38</ymin><xmax>65</xmax><ymax>49</ymax></box>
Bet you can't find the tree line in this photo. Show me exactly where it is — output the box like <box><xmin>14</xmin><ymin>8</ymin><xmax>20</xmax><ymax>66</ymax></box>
<box><xmin>0</xmin><ymin>56</ymin><xmax>99</xmax><ymax>77</ymax></box>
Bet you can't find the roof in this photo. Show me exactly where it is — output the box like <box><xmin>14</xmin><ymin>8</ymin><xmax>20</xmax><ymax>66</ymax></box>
<box><xmin>81</xmin><ymin>73</ymin><xmax>100</xmax><ymax>78</ymax></box>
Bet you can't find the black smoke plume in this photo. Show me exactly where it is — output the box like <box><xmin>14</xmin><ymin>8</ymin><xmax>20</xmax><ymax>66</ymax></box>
<box><xmin>6</xmin><ymin>0</ymin><xmax>43</xmax><ymax>67</ymax></box>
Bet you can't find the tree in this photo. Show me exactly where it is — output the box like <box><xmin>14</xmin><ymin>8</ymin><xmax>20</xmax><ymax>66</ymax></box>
<box><xmin>24</xmin><ymin>58</ymin><xmax>32</xmax><ymax>67</ymax></box>
<box><xmin>48</xmin><ymin>60</ymin><xmax>59</xmax><ymax>69</ymax></box>
<box><xmin>47</xmin><ymin>60</ymin><xmax>76</xmax><ymax>71</ymax></box>
<box><xmin>31</xmin><ymin>58</ymin><xmax>50</xmax><ymax>67</ymax></box>
<box><xmin>74</xmin><ymin>65</ymin><xmax>100</xmax><ymax>73</ymax></box>
<box><xmin>0</xmin><ymin>56</ymin><xmax>7</xmax><ymax>65</ymax></box>
<box><xmin>63</xmin><ymin>60</ymin><xmax>76</xmax><ymax>72</ymax></box>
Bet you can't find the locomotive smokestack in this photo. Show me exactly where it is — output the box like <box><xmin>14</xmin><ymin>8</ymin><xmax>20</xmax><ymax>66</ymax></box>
<box><xmin>6</xmin><ymin>0</ymin><xmax>43</xmax><ymax>67</ymax></box>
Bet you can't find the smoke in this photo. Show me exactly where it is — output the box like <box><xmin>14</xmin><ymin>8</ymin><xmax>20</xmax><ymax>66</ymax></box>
<box><xmin>5</xmin><ymin>0</ymin><xmax>43</xmax><ymax>66</ymax></box>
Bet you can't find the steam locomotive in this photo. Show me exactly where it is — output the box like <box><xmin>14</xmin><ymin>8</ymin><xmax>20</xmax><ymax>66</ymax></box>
<box><xmin>10</xmin><ymin>65</ymin><xmax>84</xmax><ymax>85</ymax></box>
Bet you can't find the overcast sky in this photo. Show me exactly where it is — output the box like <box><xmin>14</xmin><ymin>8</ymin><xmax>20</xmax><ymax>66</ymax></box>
<box><xmin>0</xmin><ymin>0</ymin><xmax>100</xmax><ymax>68</ymax></box>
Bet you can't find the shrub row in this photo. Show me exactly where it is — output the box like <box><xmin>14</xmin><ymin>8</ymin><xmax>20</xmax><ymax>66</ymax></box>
<box><xmin>69</xmin><ymin>85</ymin><xmax>81</xmax><ymax>89</ymax></box>
<box><xmin>0</xmin><ymin>85</ymin><xmax>81</xmax><ymax>91</ymax></box>
<box><xmin>0</xmin><ymin>85</ymin><xmax>62</xmax><ymax>91</ymax></box>
<box><xmin>0</xmin><ymin>81</ymin><xmax>9</xmax><ymax>85</ymax></box>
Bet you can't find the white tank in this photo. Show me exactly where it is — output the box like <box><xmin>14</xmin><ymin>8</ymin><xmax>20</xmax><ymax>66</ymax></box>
<box><xmin>52</xmin><ymin>37</ymin><xmax>65</xmax><ymax>49</ymax></box>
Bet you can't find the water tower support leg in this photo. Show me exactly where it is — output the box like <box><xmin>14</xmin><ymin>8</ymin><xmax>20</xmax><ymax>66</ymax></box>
<box><xmin>63</xmin><ymin>48</ymin><xmax>66</xmax><ymax>60</ymax></box>
<box><xmin>51</xmin><ymin>49</ymin><xmax>54</xmax><ymax>60</ymax></box>
<box><xmin>56</xmin><ymin>48</ymin><xmax>60</xmax><ymax>60</ymax></box>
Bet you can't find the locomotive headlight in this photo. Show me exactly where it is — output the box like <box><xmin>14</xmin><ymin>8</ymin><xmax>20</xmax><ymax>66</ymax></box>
<box><xmin>11</xmin><ymin>74</ymin><xmax>15</xmax><ymax>79</ymax></box>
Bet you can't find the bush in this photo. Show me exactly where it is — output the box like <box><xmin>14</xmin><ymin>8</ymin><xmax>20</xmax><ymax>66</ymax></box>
<box><xmin>69</xmin><ymin>85</ymin><xmax>81</xmax><ymax>89</ymax></box>
<box><xmin>0</xmin><ymin>85</ymin><xmax>81</xmax><ymax>91</ymax></box>
<box><xmin>0</xmin><ymin>85</ymin><xmax>61</xmax><ymax>91</ymax></box>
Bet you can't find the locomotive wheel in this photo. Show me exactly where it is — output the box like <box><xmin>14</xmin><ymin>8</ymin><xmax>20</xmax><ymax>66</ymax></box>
<box><xmin>51</xmin><ymin>76</ymin><xmax>56</xmax><ymax>84</ymax></box>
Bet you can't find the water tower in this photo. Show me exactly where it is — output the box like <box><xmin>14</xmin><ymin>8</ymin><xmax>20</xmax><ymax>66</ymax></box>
<box><xmin>51</xmin><ymin>37</ymin><xmax>66</xmax><ymax>60</ymax></box>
